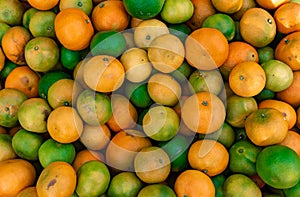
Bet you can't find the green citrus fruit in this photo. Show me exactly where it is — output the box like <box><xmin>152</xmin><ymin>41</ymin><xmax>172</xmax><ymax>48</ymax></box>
<box><xmin>254</xmin><ymin>88</ymin><xmax>275</xmax><ymax>102</ymax></box>
<box><xmin>38</xmin><ymin>70</ymin><xmax>71</xmax><ymax>99</ymax></box>
<box><xmin>124</xmin><ymin>81</ymin><xmax>153</xmax><ymax>109</ymax></box>
<box><xmin>261</xmin><ymin>59</ymin><xmax>294</xmax><ymax>92</ymax></box>
<box><xmin>17</xmin><ymin>98</ymin><xmax>52</xmax><ymax>133</ymax></box>
<box><xmin>0</xmin><ymin>0</ymin><xmax>25</xmax><ymax>26</ymax></box>
<box><xmin>107</xmin><ymin>172</ymin><xmax>143</xmax><ymax>197</ymax></box>
<box><xmin>76</xmin><ymin>160</ymin><xmax>110</xmax><ymax>197</ymax></box>
<box><xmin>168</xmin><ymin>23</ymin><xmax>191</xmax><ymax>43</ymax></box>
<box><xmin>137</xmin><ymin>184</ymin><xmax>176</xmax><ymax>197</ymax></box>
<box><xmin>229</xmin><ymin>140</ymin><xmax>262</xmax><ymax>176</ymax></box>
<box><xmin>0</xmin><ymin>133</ymin><xmax>17</xmax><ymax>161</ymax></box>
<box><xmin>223</xmin><ymin>174</ymin><xmax>262</xmax><ymax>196</ymax></box>
<box><xmin>257</xmin><ymin>46</ymin><xmax>274</xmax><ymax>64</ymax></box>
<box><xmin>12</xmin><ymin>129</ymin><xmax>44</xmax><ymax>161</ymax></box>
<box><xmin>90</xmin><ymin>30</ymin><xmax>127</xmax><ymax>57</ymax></box>
<box><xmin>22</xmin><ymin>7</ymin><xmax>38</xmax><ymax>29</ymax></box>
<box><xmin>25</xmin><ymin>37</ymin><xmax>59</xmax><ymax>72</ymax></box>
<box><xmin>202</xmin><ymin>13</ymin><xmax>236</xmax><ymax>41</ymax></box>
<box><xmin>170</xmin><ymin>61</ymin><xmax>193</xmax><ymax>83</ymax></box>
<box><xmin>76</xmin><ymin>89</ymin><xmax>112</xmax><ymax>126</ymax></box>
<box><xmin>123</xmin><ymin>0</ymin><xmax>165</xmax><ymax>20</ymax></box>
<box><xmin>38</xmin><ymin>138</ymin><xmax>76</xmax><ymax>168</ymax></box>
<box><xmin>29</xmin><ymin>11</ymin><xmax>56</xmax><ymax>38</ymax></box>
<box><xmin>143</xmin><ymin>105</ymin><xmax>179</xmax><ymax>141</ymax></box>
<box><xmin>0</xmin><ymin>22</ymin><xmax>10</xmax><ymax>44</ymax></box>
<box><xmin>212</xmin><ymin>174</ymin><xmax>226</xmax><ymax>197</ymax></box>
<box><xmin>160</xmin><ymin>0</ymin><xmax>194</xmax><ymax>24</ymax></box>
<box><xmin>283</xmin><ymin>180</ymin><xmax>300</xmax><ymax>197</ymax></box>
<box><xmin>60</xmin><ymin>46</ymin><xmax>82</xmax><ymax>70</ymax></box>
<box><xmin>0</xmin><ymin>88</ymin><xmax>27</xmax><ymax>128</ymax></box>
<box><xmin>256</xmin><ymin>145</ymin><xmax>300</xmax><ymax>189</ymax></box>
<box><xmin>158</xmin><ymin>134</ymin><xmax>190</xmax><ymax>172</ymax></box>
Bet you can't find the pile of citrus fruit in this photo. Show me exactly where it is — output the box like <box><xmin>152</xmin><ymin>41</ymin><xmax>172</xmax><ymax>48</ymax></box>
<box><xmin>1</xmin><ymin>0</ymin><xmax>300</xmax><ymax>196</ymax></box>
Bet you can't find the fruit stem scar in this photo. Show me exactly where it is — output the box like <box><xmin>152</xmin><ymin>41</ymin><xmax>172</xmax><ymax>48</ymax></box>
<box><xmin>284</xmin><ymin>39</ymin><xmax>290</xmax><ymax>44</ymax></box>
<box><xmin>77</xmin><ymin>1</ymin><xmax>83</xmax><ymax>7</ymax></box>
<box><xmin>99</xmin><ymin>3</ymin><xmax>105</xmax><ymax>8</ymax></box>
<box><xmin>238</xmin><ymin>148</ymin><xmax>244</xmax><ymax>153</ymax></box>
<box><xmin>34</xmin><ymin>46</ymin><xmax>39</xmax><ymax>51</ymax></box>
<box><xmin>267</xmin><ymin>18</ymin><xmax>272</xmax><ymax>24</ymax></box>
<box><xmin>85</xmin><ymin>19</ymin><xmax>90</xmax><ymax>24</ymax></box>
<box><xmin>146</xmin><ymin>35</ymin><xmax>151</xmax><ymax>40</ymax></box>
<box><xmin>239</xmin><ymin>75</ymin><xmax>244</xmax><ymax>80</ymax></box>
<box><xmin>261</xmin><ymin>113</ymin><xmax>266</xmax><ymax>118</ymax></box>
<box><xmin>202</xmin><ymin>101</ymin><xmax>208</xmax><ymax>106</ymax></box>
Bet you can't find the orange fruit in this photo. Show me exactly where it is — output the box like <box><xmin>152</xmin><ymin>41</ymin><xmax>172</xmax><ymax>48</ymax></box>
<box><xmin>0</xmin><ymin>159</ymin><xmax>36</xmax><ymax>196</ymax></box>
<box><xmin>229</xmin><ymin>61</ymin><xmax>266</xmax><ymax>97</ymax></box>
<box><xmin>36</xmin><ymin>161</ymin><xmax>76</xmax><ymax>197</ymax></box>
<box><xmin>256</xmin><ymin>145</ymin><xmax>300</xmax><ymax>189</ymax></box>
<box><xmin>148</xmin><ymin>33</ymin><xmax>185</xmax><ymax>73</ymax></box>
<box><xmin>245</xmin><ymin>108</ymin><xmax>289</xmax><ymax>146</ymax></box>
<box><xmin>76</xmin><ymin>160</ymin><xmax>110</xmax><ymax>196</ymax></box>
<box><xmin>0</xmin><ymin>0</ymin><xmax>25</xmax><ymax>26</ymax></box>
<box><xmin>147</xmin><ymin>73</ymin><xmax>182</xmax><ymax>106</ymax></box>
<box><xmin>274</xmin><ymin>2</ymin><xmax>300</xmax><ymax>34</ymax></box>
<box><xmin>134</xmin><ymin>146</ymin><xmax>171</xmax><ymax>184</ymax></box>
<box><xmin>0</xmin><ymin>47</ymin><xmax>5</xmax><ymax>72</ymax></box>
<box><xmin>24</xmin><ymin>37</ymin><xmax>60</xmax><ymax>72</ymax></box>
<box><xmin>211</xmin><ymin>0</ymin><xmax>243</xmax><ymax>14</ymax></box>
<box><xmin>120</xmin><ymin>48</ymin><xmax>152</xmax><ymax>83</ymax></box>
<box><xmin>256</xmin><ymin>0</ymin><xmax>289</xmax><ymax>10</ymax></box>
<box><xmin>174</xmin><ymin>169</ymin><xmax>215</xmax><ymax>197</ymax></box>
<box><xmin>91</xmin><ymin>0</ymin><xmax>130</xmax><ymax>32</ymax></box>
<box><xmin>181</xmin><ymin>91</ymin><xmax>226</xmax><ymax>134</ymax></box>
<box><xmin>239</xmin><ymin>8</ymin><xmax>276</xmax><ymax>48</ymax></box>
<box><xmin>5</xmin><ymin>66</ymin><xmax>40</xmax><ymax>98</ymax></box>
<box><xmin>223</xmin><ymin>174</ymin><xmax>262</xmax><ymax>196</ymax></box>
<box><xmin>47</xmin><ymin>79</ymin><xmax>82</xmax><ymax>109</ymax></box>
<box><xmin>105</xmin><ymin>130</ymin><xmax>152</xmax><ymax>171</ymax></box>
<box><xmin>79</xmin><ymin>124</ymin><xmax>111</xmax><ymax>151</ymax></box>
<box><xmin>226</xmin><ymin>95</ymin><xmax>258</xmax><ymax>128</ymax></box>
<box><xmin>297</xmin><ymin>106</ymin><xmax>300</xmax><ymax>129</ymax></box>
<box><xmin>188</xmin><ymin>139</ymin><xmax>229</xmax><ymax>176</ymax></box>
<box><xmin>133</xmin><ymin>19</ymin><xmax>169</xmax><ymax>49</ymax></box>
<box><xmin>17</xmin><ymin>186</ymin><xmax>38</xmax><ymax>197</ymax></box>
<box><xmin>185</xmin><ymin>27</ymin><xmax>229</xmax><ymax>70</ymax></box>
<box><xmin>72</xmin><ymin>149</ymin><xmax>104</xmax><ymax>172</ymax></box>
<box><xmin>107</xmin><ymin>94</ymin><xmax>138</xmax><ymax>132</ymax></box>
<box><xmin>27</xmin><ymin>0</ymin><xmax>59</xmax><ymax>10</ymax></box>
<box><xmin>231</xmin><ymin>0</ymin><xmax>257</xmax><ymax>20</ymax></box>
<box><xmin>220</xmin><ymin>41</ymin><xmax>258</xmax><ymax>80</ymax></box>
<box><xmin>83</xmin><ymin>55</ymin><xmax>125</xmax><ymax>93</ymax></box>
<box><xmin>1</xmin><ymin>26</ymin><xmax>31</xmax><ymax>65</ymax></box>
<box><xmin>276</xmin><ymin>71</ymin><xmax>300</xmax><ymax>108</ymax></box>
<box><xmin>275</xmin><ymin>32</ymin><xmax>300</xmax><ymax>71</ymax></box>
<box><xmin>258</xmin><ymin>99</ymin><xmax>297</xmax><ymax>129</ymax></box>
<box><xmin>280</xmin><ymin>130</ymin><xmax>300</xmax><ymax>157</ymax></box>
<box><xmin>47</xmin><ymin>106</ymin><xmax>83</xmax><ymax>144</ymax></box>
<box><xmin>186</xmin><ymin>0</ymin><xmax>217</xmax><ymax>30</ymax></box>
<box><xmin>54</xmin><ymin>8</ymin><xmax>94</xmax><ymax>50</ymax></box>
<box><xmin>59</xmin><ymin>0</ymin><xmax>93</xmax><ymax>16</ymax></box>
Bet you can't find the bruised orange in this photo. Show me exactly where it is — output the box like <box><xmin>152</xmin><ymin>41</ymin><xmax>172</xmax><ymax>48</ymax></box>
<box><xmin>5</xmin><ymin>66</ymin><xmax>40</xmax><ymax>98</ymax></box>
<box><xmin>1</xmin><ymin>26</ymin><xmax>30</xmax><ymax>65</ymax></box>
